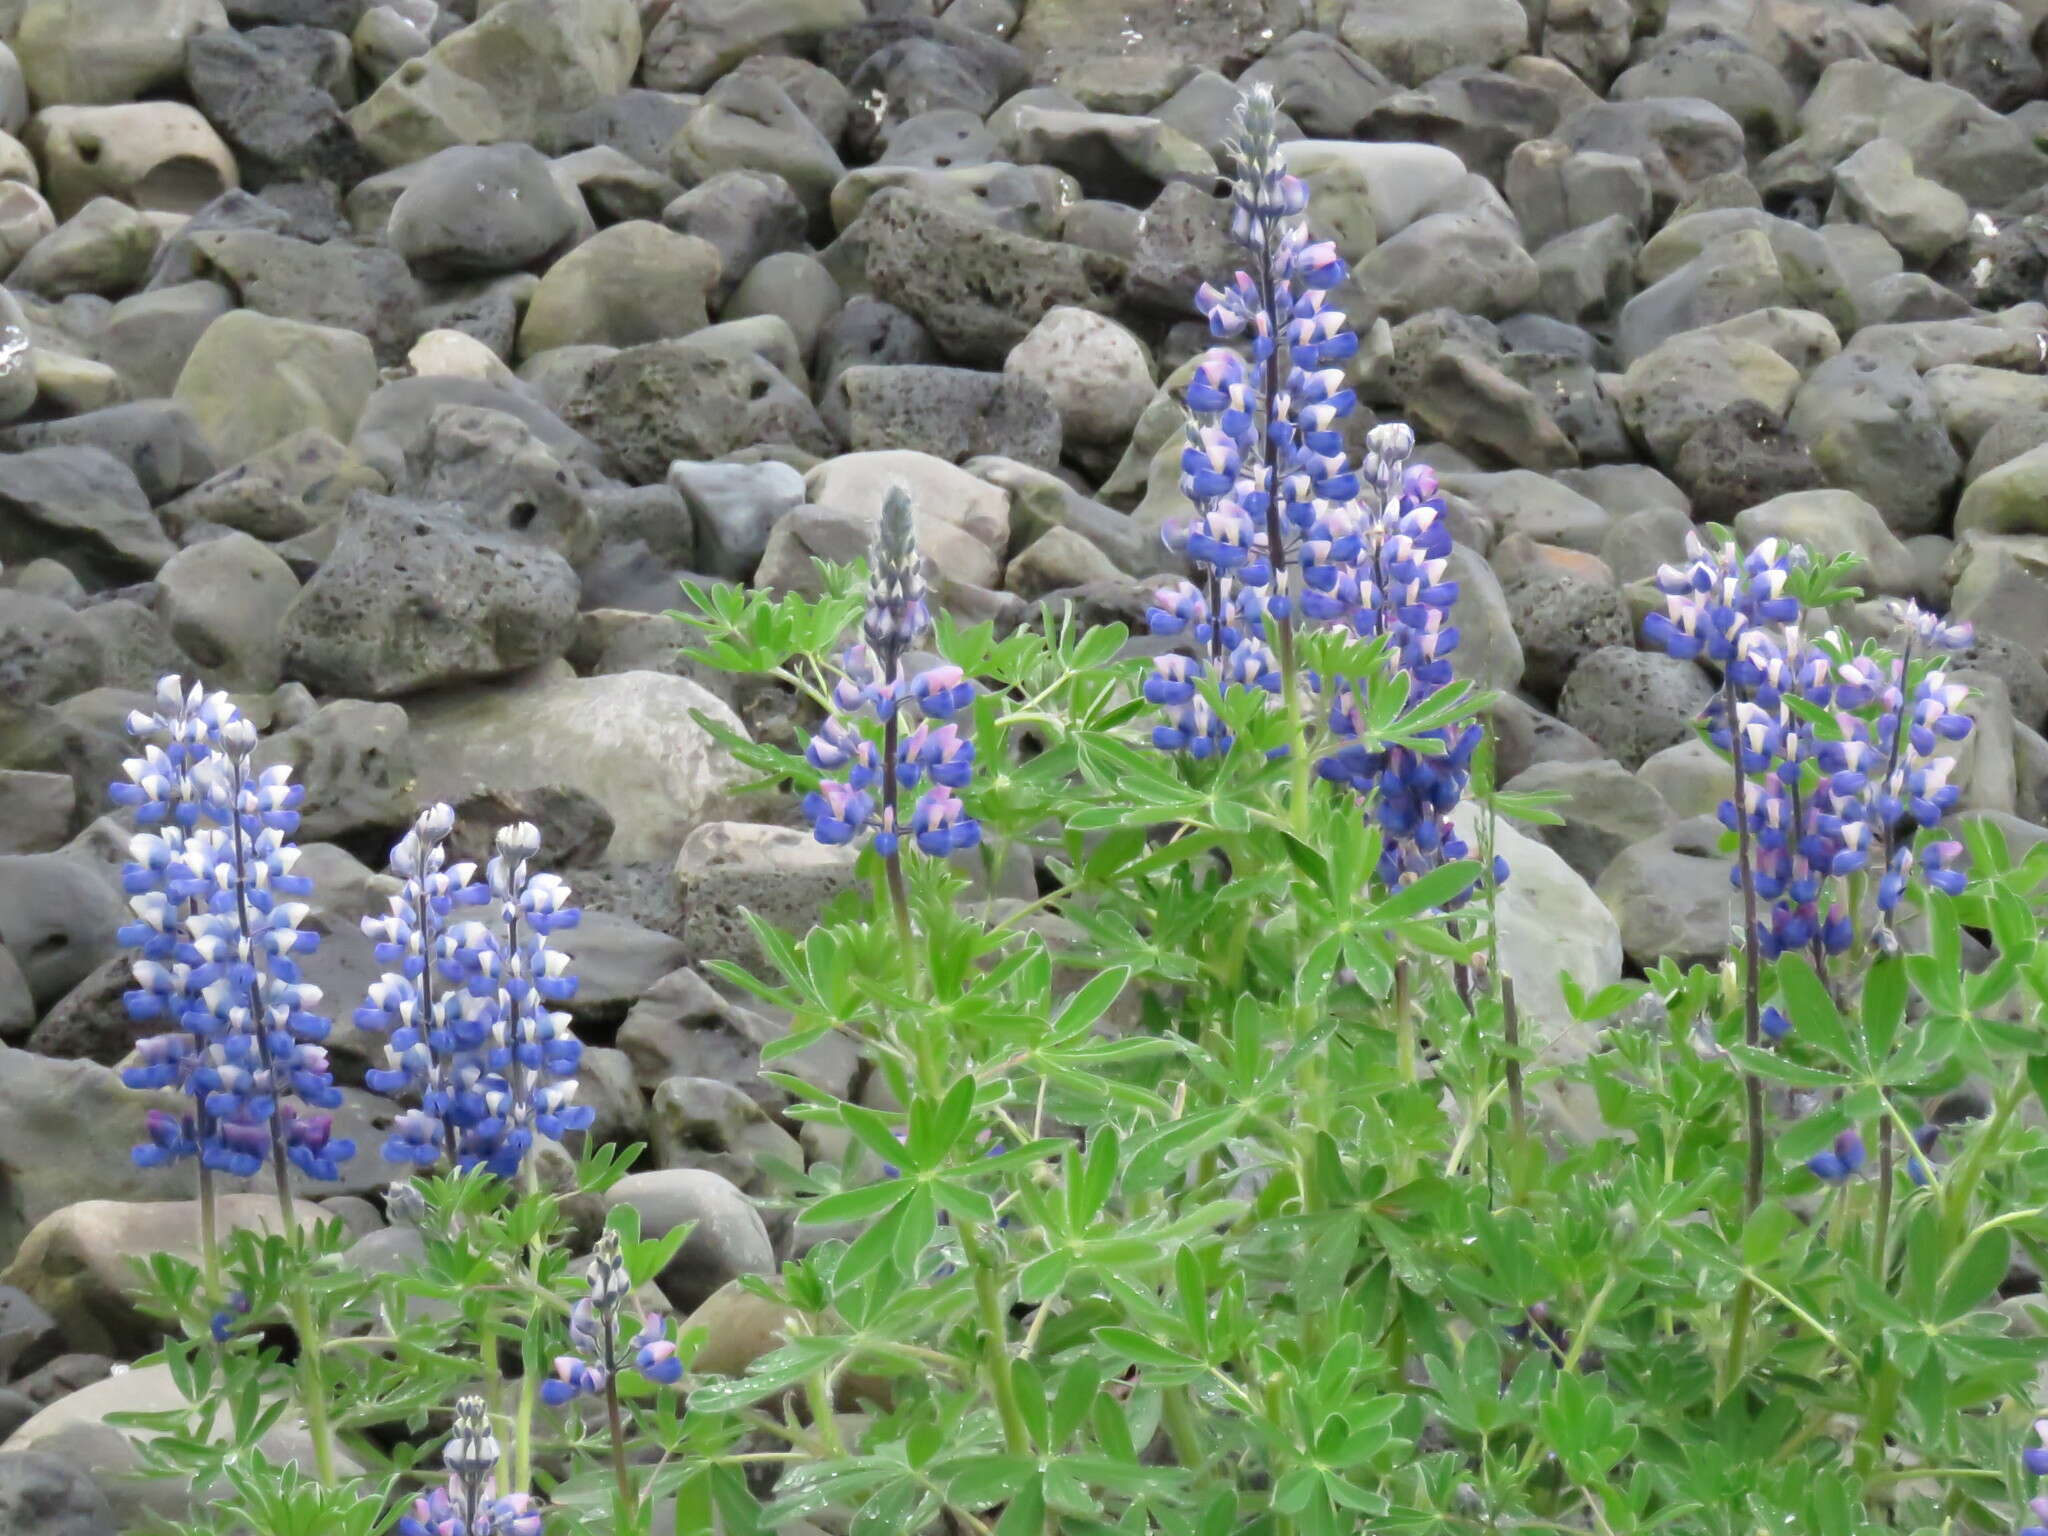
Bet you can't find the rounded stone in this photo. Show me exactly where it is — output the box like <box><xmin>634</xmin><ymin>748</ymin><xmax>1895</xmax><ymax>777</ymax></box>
<box><xmin>23</xmin><ymin>103</ymin><xmax>237</xmax><ymax>221</ymax></box>
<box><xmin>1557</xmin><ymin>645</ymin><xmax>1716</xmax><ymax>769</ymax></box>
<box><xmin>516</xmin><ymin>220</ymin><xmax>722</xmax><ymax>359</ymax></box>
<box><xmin>1003</xmin><ymin>305</ymin><xmax>1154</xmax><ymax>450</ymax></box>
<box><xmin>153</xmin><ymin>531</ymin><xmax>301</xmax><ymax>692</ymax></box>
<box><xmin>604</xmin><ymin>1168</ymin><xmax>775</xmax><ymax>1313</ymax></box>
<box><xmin>386</xmin><ymin>142</ymin><xmax>583</xmax><ymax>276</ymax></box>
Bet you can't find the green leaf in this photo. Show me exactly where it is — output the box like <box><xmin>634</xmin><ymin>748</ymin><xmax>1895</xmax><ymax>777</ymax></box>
<box><xmin>797</xmin><ymin>1181</ymin><xmax>907</xmax><ymax>1226</ymax></box>
<box><xmin>1940</xmin><ymin>1229</ymin><xmax>2011</xmax><ymax>1322</ymax></box>
<box><xmin>1093</xmin><ymin>1326</ymin><xmax>1198</xmax><ymax>1370</ymax></box>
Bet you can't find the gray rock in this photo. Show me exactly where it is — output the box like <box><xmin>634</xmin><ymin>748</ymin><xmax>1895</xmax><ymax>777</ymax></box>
<box><xmin>1503</xmin><ymin>756</ymin><xmax>1678</xmax><ymax>883</ymax></box>
<box><xmin>349</xmin><ymin>373</ymin><xmax>602</xmax><ymax>488</ymax></box>
<box><xmin>650</xmin><ymin>1076</ymin><xmax>803</xmax><ymax>1194</ymax></box>
<box><xmin>0</xmin><ymin>591</ymin><xmax>103</xmax><ymax>707</ymax></box>
<box><xmin>186</xmin><ymin>228</ymin><xmax>421</xmax><ymax>365</ymax></box>
<box><xmin>837</xmin><ymin>364</ymin><xmax>1061</xmax><ymax>469</ymax></box>
<box><xmin>0</xmin><ymin>772</ymin><xmax>75</xmax><ymax>855</ymax></box>
<box><xmin>160</xmin><ymin>427</ymin><xmax>384</xmax><ymax>542</ymax></box>
<box><xmin>723</xmin><ymin>251</ymin><xmax>842</xmax><ymax>367</ymax></box>
<box><xmin>671</xmin><ymin>75</ymin><xmax>845</xmax><ymax>223</ymax></box>
<box><xmin>174</xmin><ymin>309</ymin><xmax>378</xmax><ymax>468</ymax></box>
<box><xmin>94</xmin><ymin>282</ymin><xmax>231</xmax><ymax>405</ymax></box>
<box><xmin>254</xmin><ymin>699</ymin><xmax>414</xmax><ymax>845</ymax></box>
<box><xmin>1931</xmin><ymin>0</ymin><xmax>2044</xmax><ymax>112</ymax></box>
<box><xmin>1504</xmin><ymin>139</ymin><xmax>1652</xmax><ymax>251</ymax></box>
<box><xmin>662</xmin><ymin>170</ymin><xmax>807</xmax><ymax>305</ymax></box>
<box><xmin>604</xmin><ymin>1168</ymin><xmax>775</xmax><ymax>1313</ymax></box>
<box><xmin>66</xmin><ymin>608</ymin><xmax>195</xmax><ymax>694</ymax></box>
<box><xmin>1125</xmin><ymin>179</ymin><xmax>1238</xmax><ymax>316</ymax></box>
<box><xmin>971</xmin><ymin>455</ymin><xmax>1156</xmax><ymax>577</ymax></box>
<box><xmin>643</xmin><ymin>0</ymin><xmax>864</xmax><ymax>92</ymax></box>
<box><xmin>0</xmin><ymin>1451</ymin><xmax>115</xmax><ymax>1536</ymax></box>
<box><xmin>618</xmin><ymin>967</ymin><xmax>772</xmax><ymax>1096</ymax></box>
<box><xmin>280</xmin><ymin>493</ymin><xmax>579</xmax><ymax>698</ymax></box>
<box><xmin>1828</xmin><ymin>137</ymin><xmax>1969</xmax><ymax>265</ymax></box>
<box><xmin>1445</xmin><ymin>544</ymin><xmax>1526</xmax><ymax>695</ymax></box>
<box><xmin>397</xmin><ymin>404</ymin><xmax>596</xmax><ymax>560</ymax></box>
<box><xmin>1596</xmin><ymin>816</ymin><xmax>1737</xmax><ymax>968</ymax></box>
<box><xmin>0</xmin><ymin>289</ymin><xmax>32</xmax><ymax>425</ymax></box>
<box><xmin>1736</xmin><ymin>488</ymin><xmax>1917</xmax><ymax>593</ymax></box>
<box><xmin>667</xmin><ymin>460</ymin><xmax>807</xmax><ymax>582</ymax></box>
<box><xmin>1672</xmin><ymin>401</ymin><xmax>1823</xmax><ymax>523</ymax></box>
<box><xmin>1237</xmin><ymin>30</ymin><xmax>1395</xmax><ymax>137</ymax></box>
<box><xmin>1351</xmin><ymin>210</ymin><xmax>1539</xmax><ymax>324</ymax></box>
<box><xmin>1611</xmin><ymin>31</ymin><xmax>1797</xmax><ymax>154</ymax></box>
<box><xmin>386</xmin><ymin>143</ymin><xmax>581</xmax><ymax>276</ymax></box>
<box><xmin>1785</xmin><ymin>352</ymin><xmax>1960</xmax><ymax>536</ymax></box>
<box><xmin>0</xmin><ymin>852</ymin><xmax>120</xmax><ymax>1014</ymax></box>
<box><xmin>405</xmin><ymin>668</ymin><xmax>750</xmax><ymax>862</ymax></box>
<box><xmin>1439</xmin><ymin>470</ymin><xmax>1612</xmax><ymax>554</ymax></box>
<box><xmin>1333</xmin><ymin>0</ymin><xmax>1527</xmax><ymax>84</ymax></box>
<box><xmin>151</xmin><ymin>533</ymin><xmax>301</xmax><ymax>691</ymax></box>
<box><xmin>1003</xmin><ymin>306</ymin><xmax>1154</xmax><ymax>452</ymax></box>
<box><xmin>552</xmin><ymin>144</ymin><xmax>684</xmax><ymax>224</ymax></box>
<box><xmin>1557</xmin><ymin>97</ymin><xmax>1747</xmax><ymax>214</ymax></box>
<box><xmin>183</xmin><ymin>24</ymin><xmax>372</xmax><ymax>190</ymax></box>
<box><xmin>1533</xmin><ymin>215</ymin><xmax>1637</xmax><ymax>323</ymax></box>
<box><xmin>1498</xmin><ymin>551</ymin><xmax>1633</xmax><ymax>696</ymax></box>
<box><xmin>1558</xmin><ymin>645</ymin><xmax>1716</xmax><ymax>769</ymax></box>
<box><xmin>555</xmin><ymin>323</ymin><xmax>831</xmax><ymax>484</ymax></box>
<box><xmin>853</xmin><ymin>187</ymin><xmax>1127</xmax><ymax>367</ymax></box>
<box><xmin>1616</xmin><ymin>331</ymin><xmax>1802</xmax><ymax>466</ymax></box>
<box><xmin>0</xmin><ymin>403</ymin><xmax>216</xmax><ymax>506</ymax></box>
<box><xmin>8</xmin><ymin>198</ymin><xmax>159</xmax><ymax>298</ymax></box>
<box><xmin>1005</xmin><ymin>525</ymin><xmax>1124</xmax><ymax>598</ymax></box>
<box><xmin>0</xmin><ymin>448</ymin><xmax>172</xmax><ymax>589</ymax></box>
<box><xmin>1617</xmin><ymin>228</ymin><xmax>1787</xmax><ymax>365</ymax></box>
<box><xmin>516</xmin><ymin>221</ymin><xmax>722</xmax><ymax>358</ymax></box>
<box><xmin>540</xmin><ymin>89</ymin><xmax>698</xmax><ymax>174</ymax></box>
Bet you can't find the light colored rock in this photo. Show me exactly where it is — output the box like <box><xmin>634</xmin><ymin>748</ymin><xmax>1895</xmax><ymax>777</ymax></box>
<box><xmin>1734</xmin><ymin>488</ymin><xmax>1917</xmax><ymax>592</ymax></box>
<box><xmin>1828</xmin><ymin>136</ymin><xmax>1968</xmax><ymax>263</ymax></box>
<box><xmin>1283</xmin><ymin>141</ymin><xmax>1470</xmax><ymax>245</ymax></box>
<box><xmin>173</xmin><ymin>310</ymin><xmax>377</xmax><ymax>467</ymax></box>
<box><xmin>1927</xmin><ymin>365</ymin><xmax>2048</xmax><ymax>454</ymax></box>
<box><xmin>407</xmin><ymin>668</ymin><xmax>752</xmax><ymax>862</ymax></box>
<box><xmin>674</xmin><ymin>820</ymin><xmax>862</xmax><ymax>972</ymax></box>
<box><xmin>1003</xmin><ymin>306</ymin><xmax>1153</xmax><ymax>449</ymax></box>
<box><xmin>1956</xmin><ymin>443</ymin><xmax>2048</xmax><ymax>537</ymax></box>
<box><xmin>23</xmin><ymin>103</ymin><xmax>236</xmax><ymax>221</ymax></box>
<box><xmin>0</xmin><ymin>286</ymin><xmax>31</xmax><ymax>425</ymax></box>
<box><xmin>605</xmin><ymin>1167</ymin><xmax>775</xmax><ymax>1313</ymax></box>
<box><xmin>348</xmin><ymin>0</ymin><xmax>641</xmax><ymax>166</ymax></box>
<box><xmin>516</xmin><ymin>220</ymin><xmax>721</xmax><ymax>358</ymax></box>
<box><xmin>407</xmin><ymin>327</ymin><xmax>517</xmax><ymax>387</ymax></box>
<box><xmin>801</xmin><ymin>450</ymin><xmax>1010</xmax><ymax>580</ymax></box>
<box><xmin>13</xmin><ymin>0</ymin><xmax>226</xmax><ymax>107</ymax></box>
<box><xmin>1449</xmin><ymin>803</ymin><xmax>1620</xmax><ymax>1064</ymax></box>
<box><xmin>153</xmin><ymin>532</ymin><xmax>301</xmax><ymax>692</ymax></box>
<box><xmin>1596</xmin><ymin>816</ymin><xmax>1736</xmax><ymax>967</ymax></box>
<box><xmin>0</xmin><ymin>178</ymin><xmax>53</xmax><ymax>279</ymax></box>
<box><xmin>1335</xmin><ymin>0</ymin><xmax>1528</xmax><ymax>84</ymax></box>
<box><xmin>7</xmin><ymin>195</ymin><xmax>157</xmax><ymax>297</ymax></box>
<box><xmin>643</xmin><ymin>0</ymin><xmax>865</xmax><ymax>92</ymax></box>
<box><xmin>1617</xmin><ymin>332</ymin><xmax>1802</xmax><ymax>463</ymax></box>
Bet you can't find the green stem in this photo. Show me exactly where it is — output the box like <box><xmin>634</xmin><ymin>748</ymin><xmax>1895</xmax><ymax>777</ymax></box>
<box><xmin>604</xmin><ymin>1317</ymin><xmax>637</xmax><ymax>1531</ymax></box>
<box><xmin>956</xmin><ymin>1222</ymin><xmax>1031</xmax><ymax>1457</ymax></box>
<box><xmin>1393</xmin><ymin>959</ymin><xmax>1416</xmax><ymax>1086</ymax></box>
<box><xmin>1719</xmin><ymin>675</ymin><xmax>1765</xmax><ymax>1400</ymax></box>
<box><xmin>1161</xmin><ymin>1386</ymin><xmax>1205</xmax><ymax>1477</ymax></box>
<box><xmin>287</xmin><ymin>1287</ymin><xmax>337</xmax><ymax>1485</ymax></box>
<box><xmin>511</xmin><ymin>1156</ymin><xmax>542</xmax><ymax>1495</ymax></box>
<box><xmin>1942</xmin><ymin>1064</ymin><xmax>2031</xmax><ymax>1247</ymax></box>
<box><xmin>196</xmin><ymin>1157</ymin><xmax>221</xmax><ymax>1306</ymax></box>
<box><xmin>1873</xmin><ymin>1113</ymin><xmax>1895</xmax><ymax>1284</ymax></box>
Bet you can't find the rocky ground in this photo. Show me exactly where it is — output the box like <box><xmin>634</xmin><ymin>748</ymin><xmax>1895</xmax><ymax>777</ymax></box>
<box><xmin>1</xmin><ymin>0</ymin><xmax>2047</xmax><ymax>1523</ymax></box>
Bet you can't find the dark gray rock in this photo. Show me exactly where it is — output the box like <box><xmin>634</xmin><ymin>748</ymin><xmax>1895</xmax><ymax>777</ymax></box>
<box><xmin>255</xmin><ymin>699</ymin><xmax>414</xmax><ymax>845</ymax></box>
<box><xmin>853</xmin><ymin>188</ymin><xmax>1126</xmax><ymax>367</ymax></box>
<box><xmin>815</xmin><ymin>295</ymin><xmax>937</xmax><ymax>386</ymax></box>
<box><xmin>186</xmin><ymin>229</ymin><xmax>423</xmax><ymax>365</ymax></box>
<box><xmin>0</xmin><ymin>852</ymin><xmax>122</xmax><ymax>1012</ymax></box>
<box><xmin>1671</xmin><ymin>401</ymin><xmax>1823</xmax><ymax>523</ymax></box>
<box><xmin>0</xmin><ymin>592</ymin><xmax>104</xmax><ymax>708</ymax></box>
<box><xmin>1558</xmin><ymin>646</ymin><xmax>1717</xmax><ymax>769</ymax></box>
<box><xmin>662</xmin><ymin>170</ymin><xmax>807</xmax><ymax>305</ymax></box>
<box><xmin>0</xmin><ymin>448</ymin><xmax>172</xmax><ymax>589</ymax></box>
<box><xmin>0</xmin><ymin>404</ymin><xmax>214</xmax><ymax>505</ymax></box>
<box><xmin>555</xmin><ymin>330</ymin><xmax>831</xmax><ymax>484</ymax></box>
<box><xmin>668</xmin><ymin>459</ymin><xmax>807</xmax><ymax>581</ymax></box>
<box><xmin>280</xmin><ymin>494</ymin><xmax>580</xmax><ymax>698</ymax></box>
<box><xmin>386</xmin><ymin>144</ymin><xmax>583</xmax><ymax>277</ymax></box>
<box><xmin>539</xmin><ymin>89</ymin><xmax>699</xmax><ymax>175</ymax></box>
<box><xmin>835</xmin><ymin>365</ymin><xmax>1061</xmax><ymax>469</ymax></box>
<box><xmin>1236</xmin><ymin>31</ymin><xmax>1395</xmax><ymax>138</ymax></box>
<box><xmin>184</xmin><ymin>25</ymin><xmax>373</xmax><ymax>190</ymax></box>
<box><xmin>0</xmin><ymin>1450</ymin><xmax>116</xmax><ymax>1536</ymax></box>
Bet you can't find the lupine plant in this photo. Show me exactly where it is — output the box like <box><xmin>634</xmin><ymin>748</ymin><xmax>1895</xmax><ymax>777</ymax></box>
<box><xmin>97</xmin><ymin>81</ymin><xmax>2048</xmax><ymax>1536</ymax></box>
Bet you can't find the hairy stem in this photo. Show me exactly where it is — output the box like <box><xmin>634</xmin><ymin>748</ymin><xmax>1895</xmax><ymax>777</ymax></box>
<box><xmin>880</xmin><ymin>711</ymin><xmax>919</xmax><ymax>995</ymax></box>
<box><xmin>1502</xmin><ymin>975</ymin><xmax>1527</xmax><ymax>1152</ymax></box>
<box><xmin>287</xmin><ymin>1285</ymin><xmax>337</xmax><ymax>1485</ymax></box>
<box><xmin>956</xmin><ymin>1222</ymin><xmax>1031</xmax><ymax>1457</ymax></box>
<box><xmin>195</xmin><ymin>1156</ymin><xmax>221</xmax><ymax>1304</ymax></box>
<box><xmin>603</xmin><ymin>1316</ymin><xmax>636</xmax><ymax>1527</ymax></box>
<box><xmin>1720</xmin><ymin>677</ymin><xmax>1766</xmax><ymax>1399</ymax></box>
<box><xmin>1874</xmin><ymin>1112</ymin><xmax>1896</xmax><ymax>1283</ymax></box>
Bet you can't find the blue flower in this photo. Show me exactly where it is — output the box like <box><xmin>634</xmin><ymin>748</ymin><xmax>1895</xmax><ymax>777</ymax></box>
<box><xmin>109</xmin><ymin>679</ymin><xmax>353</xmax><ymax>1184</ymax></box>
<box><xmin>400</xmin><ymin>1397</ymin><xmax>544</xmax><ymax>1536</ymax></box>
<box><xmin>540</xmin><ymin>1232</ymin><xmax>682</xmax><ymax>1408</ymax></box>
<box><xmin>1806</xmin><ymin>1130</ymin><xmax>1866</xmax><ymax>1183</ymax></box>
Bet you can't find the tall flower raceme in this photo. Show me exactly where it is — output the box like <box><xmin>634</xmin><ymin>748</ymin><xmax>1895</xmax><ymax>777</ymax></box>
<box><xmin>357</xmin><ymin>804</ymin><xmax>491</xmax><ymax>1166</ymax></box>
<box><xmin>801</xmin><ymin>487</ymin><xmax>980</xmax><ymax>947</ymax></box>
<box><xmin>360</xmin><ymin>818</ymin><xmax>592</xmax><ymax>1179</ymax></box>
<box><xmin>1643</xmin><ymin>535</ymin><xmax>1975</xmax><ymax>962</ymax></box>
<box><xmin>398</xmin><ymin>1396</ymin><xmax>543</xmax><ymax>1536</ymax></box>
<box><xmin>1146</xmin><ymin>84</ymin><xmax>1495</xmax><ymax>895</ymax></box>
<box><xmin>111</xmin><ymin>678</ymin><xmax>354</xmax><ymax>1219</ymax></box>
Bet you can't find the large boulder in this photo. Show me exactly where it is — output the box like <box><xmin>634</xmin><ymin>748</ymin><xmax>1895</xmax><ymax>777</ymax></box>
<box><xmin>405</xmin><ymin>667</ymin><xmax>751</xmax><ymax>861</ymax></box>
<box><xmin>386</xmin><ymin>143</ymin><xmax>583</xmax><ymax>275</ymax></box>
<box><xmin>0</xmin><ymin>447</ymin><xmax>173</xmax><ymax>588</ymax></box>
<box><xmin>347</xmin><ymin>0</ymin><xmax>641</xmax><ymax>166</ymax></box>
<box><xmin>279</xmin><ymin>494</ymin><xmax>580</xmax><ymax>697</ymax></box>
<box><xmin>173</xmin><ymin>310</ymin><xmax>377</xmax><ymax>467</ymax></box>
<box><xmin>852</xmin><ymin>187</ymin><xmax>1126</xmax><ymax>367</ymax></box>
<box><xmin>516</xmin><ymin>221</ymin><xmax>721</xmax><ymax>357</ymax></box>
